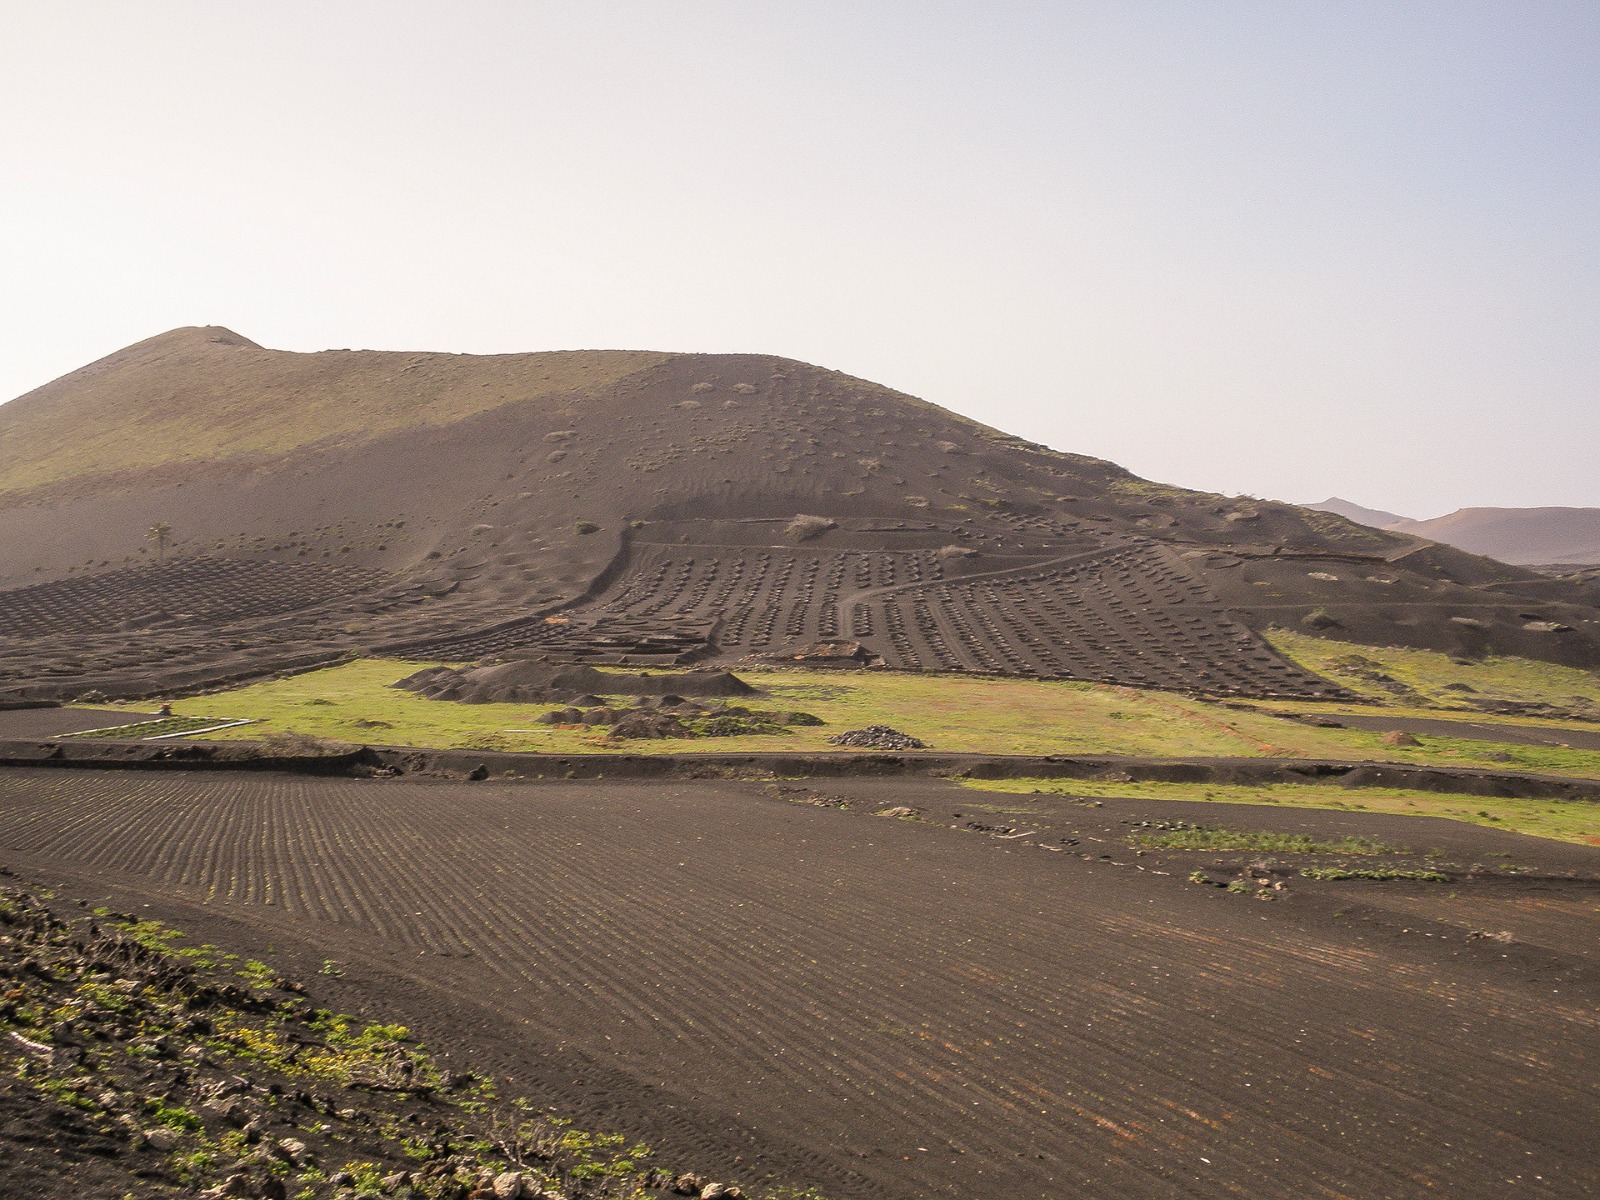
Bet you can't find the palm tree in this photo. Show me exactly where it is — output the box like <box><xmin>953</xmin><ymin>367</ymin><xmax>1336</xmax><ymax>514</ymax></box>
<box><xmin>146</xmin><ymin>522</ymin><xmax>172</xmax><ymax>565</ymax></box>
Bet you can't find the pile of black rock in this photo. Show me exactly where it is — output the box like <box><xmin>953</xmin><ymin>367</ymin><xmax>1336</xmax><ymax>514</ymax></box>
<box><xmin>535</xmin><ymin>696</ymin><xmax>823</xmax><ymax>740</ymax></box>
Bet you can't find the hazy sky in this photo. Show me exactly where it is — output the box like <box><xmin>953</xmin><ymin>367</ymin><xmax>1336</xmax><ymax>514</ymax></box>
<box><xmin>3</xmin><ymin>2</ymin><xmax>1596</xmax><ymax>518</ymax></box>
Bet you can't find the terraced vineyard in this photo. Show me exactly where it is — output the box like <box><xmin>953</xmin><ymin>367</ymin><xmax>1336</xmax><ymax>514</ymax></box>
<box><xmin>0</xmin><ymin>557</ymin><xmax>478</xmax><ymax>700</ymax></box>
<box><xmin>1</xmin><ymin>768</ymin><xmax>1593</xmax><ymax>1199</ymax></box>
<box><xmin>0</xmin><ymin>558</ymin><xmax>390</xmax><ymax>639</ymax></box>
<box><xmin>408</xmin><ymin>534</ymin><xmax>1345</xmax><ymax>697</ymax></box>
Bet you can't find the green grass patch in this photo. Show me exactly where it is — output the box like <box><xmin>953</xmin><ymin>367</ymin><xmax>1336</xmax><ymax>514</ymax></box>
<box><xmin>159</xmin><ymin>658</ymin><xmax>1359</xmax><ymax>758</ymax></box>
<box><xmin>1266</xmin><ymin>628</ymin><xmax>1600</xmax><ymax>713</ymax></box>
<box><xmin>964</xmin><ymin>776</ymin><xmax>1600</xmax><ymax>845</ymax></box>
<box><xmin>59</xmin><ymin>714</ymin><xmax>244</xmax><ymax>740</ymax></box>
<box><xmin>138</xmin><ymin>658</ymin><xmax>1600</xmax><ymax>780</ymax></box>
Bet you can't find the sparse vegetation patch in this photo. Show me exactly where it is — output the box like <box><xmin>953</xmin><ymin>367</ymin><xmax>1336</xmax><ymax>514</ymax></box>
<box><xmin>1298</xmin><ymin>867</ymin><xmax>1450</xmax><ymax>882</ymax></box>
<box><xmin>967</xmin><ymin>776</ymin><xmax>1600</xmax><ymax>844</ymax></box>
<box><xmin>1127</xmin><ymin>828</ymin><xmax>1404</xmax><ymax>855</ymax></box>
<box><xmin>1267</xmin><ymin>629</ymin><xmax>1600</xmax><ymax>717</ymax></box>
<box><xmin>154</xmin><ymin>660</ymin><xmax>1600</xmax><ymax>784</ymax></box>
<box><xmin>59</xmin><ymin>714</ymin><xmax>250</xmax><ymax>740</ymax></box>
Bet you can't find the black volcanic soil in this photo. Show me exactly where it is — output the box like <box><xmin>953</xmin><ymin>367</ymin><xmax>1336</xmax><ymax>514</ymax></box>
<box><xmin>2</xmin><ymin>328</ymin><xmax>1597</xmax><ymax>703</ymax></box>
<box><xmin>2</xmin><ymin>768</ymin><xmax>1595</xmax><ymax>1199</ymax></box>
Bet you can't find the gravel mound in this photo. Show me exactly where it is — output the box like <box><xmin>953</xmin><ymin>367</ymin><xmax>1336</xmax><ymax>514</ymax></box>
<box><xmin>827</xmin><ymin>725</ymin><xmax>927</xmax><ymax>750</ymax></box>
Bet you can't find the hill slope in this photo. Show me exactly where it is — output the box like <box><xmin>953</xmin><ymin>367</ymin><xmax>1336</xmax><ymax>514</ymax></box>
<box><xmin>2</xmin><ymin>329</ymin><xmax>1597</xmax><ymax>700</ymax></box>
<box><xmin>0</xmin><ymin>326</ymin><xmax>669</xmax><ymax>498</ymax></box>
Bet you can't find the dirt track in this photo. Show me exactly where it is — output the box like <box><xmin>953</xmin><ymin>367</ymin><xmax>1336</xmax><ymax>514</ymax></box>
<box><xmin>1</xmin><ymin>768</ymin><xmax>1595</xmax><ymax>1198</ymax></box>
<box><xmin>0</xmin><ymin>705</ymin><xmax>156</xmax><ymax>737</ymax></box>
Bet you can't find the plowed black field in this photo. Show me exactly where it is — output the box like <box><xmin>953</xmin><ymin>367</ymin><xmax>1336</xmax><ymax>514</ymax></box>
<box><xmin>0</xmin><ymin>769</ymin><xmax>1594</xmax><ymax>1198</ymax></box>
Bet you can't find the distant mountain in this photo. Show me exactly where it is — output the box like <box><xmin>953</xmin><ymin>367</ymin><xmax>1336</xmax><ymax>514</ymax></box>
<box><xmin>1306</xmin><ymin>497</ymin><xmax>1412</xmax><ymax>529</ymax></box>
<box><xmin>1387</xmin><ymin>508</ymin><xmax>1600</xmax><ymax>567</ymax></box>
<box><xmin>1307</xmin><ymin>498</ymin><xmax>1600</xmax><ymax>568</ymax></box>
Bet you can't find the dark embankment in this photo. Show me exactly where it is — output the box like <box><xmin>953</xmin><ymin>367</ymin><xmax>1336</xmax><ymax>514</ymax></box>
<box><xmin>4</xmin><ymin>736</ymin><xmax>1598</xmax><ymax>802</ymax></box>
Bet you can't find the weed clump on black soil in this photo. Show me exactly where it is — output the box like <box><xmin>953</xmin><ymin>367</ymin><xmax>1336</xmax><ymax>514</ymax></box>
<box><xmin>1299</xmin><ymin>867</ymin><xmax>1449</xmax><ymax>882</ymax></box>
<box><xmin>1128</xmin><ymin>828</ymin><xmax>1403</xmax><ymax>855</ymax></box>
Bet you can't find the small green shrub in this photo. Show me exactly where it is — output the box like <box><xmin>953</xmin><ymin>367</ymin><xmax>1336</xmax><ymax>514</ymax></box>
<box><xmin>147</xmin><ymin>1101</ymin><xmax>203</xmax><ymax>1132</ymax></box>
<box><xmin>1301</xmin><ymin>608</ymin><xmax>1340</xmax><ymax>629</ymax></box>
<box><xmin>1130</xmin><ymin>829</ymin><xmax>1402</xmax><ymax>855</ymax></box>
